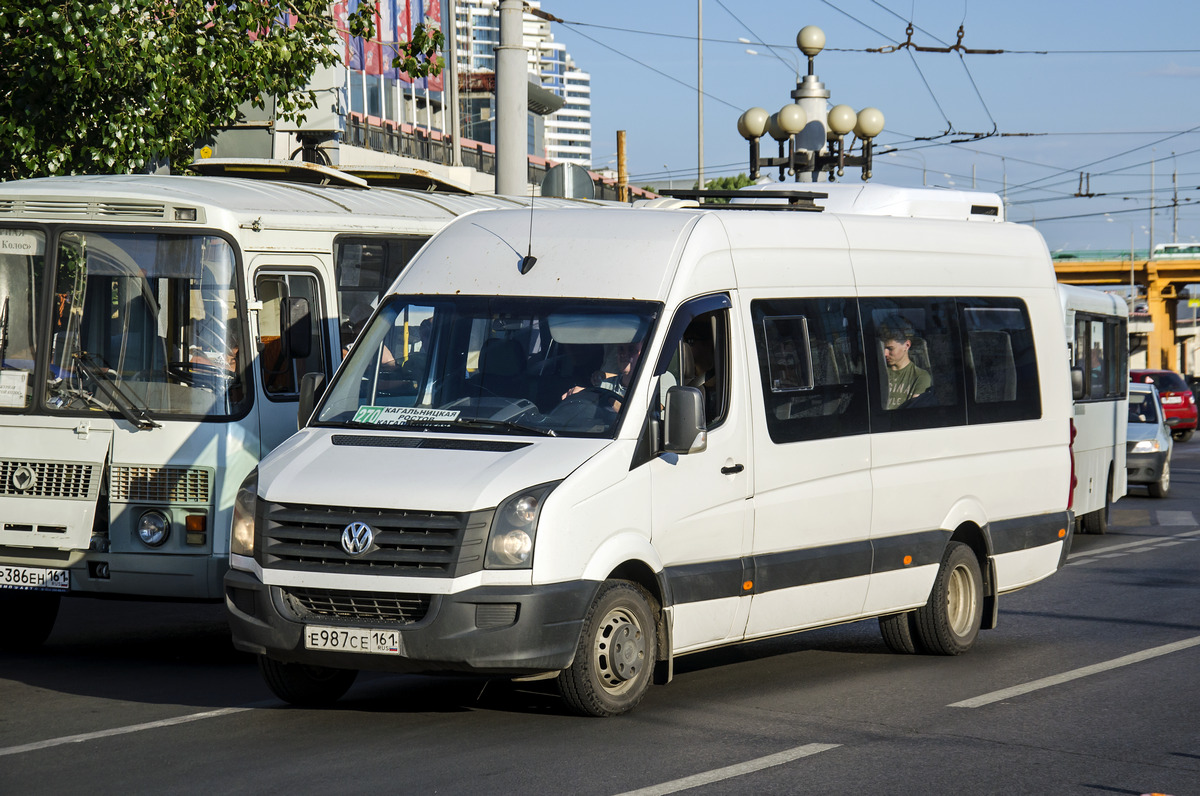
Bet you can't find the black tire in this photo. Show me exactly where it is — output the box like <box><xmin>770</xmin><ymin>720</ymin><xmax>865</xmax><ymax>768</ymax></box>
<box><xmin>1087</xmin><ymin>471</ymin><xmax>1113</xmax><ymax>535</ymax></box>
<box><xmin>0</xmin><ymin>590</ymin><xmax>61</xmax><ymax>651</ymax></box>
<box><xmin>878</xmin><ymin>611</ymin><xmax>922</xmax><ymax>654</ymax></box>
<box><xmin>1148</xmin><ymin>458</ymin><xmax>1171</xmax><ymax>499</ymax></box>
<box><xmin>1173</xmin><ymin>429</ymin><xmax>1193</xmax><ymax>443</ymax></box>
<box><xmin>913</xmin><ymin>542</ymin><xmax>983</xmax><ymax>656</ymax></box>
<box><xmin>258</xmin><ymin>656</ymin><xmax>357</xmax><ymax>706</ymax></box>
<box><xmin>558</xmin><ymin>580</ymin><xmax>657</xmax><ymax>717</ymax></box>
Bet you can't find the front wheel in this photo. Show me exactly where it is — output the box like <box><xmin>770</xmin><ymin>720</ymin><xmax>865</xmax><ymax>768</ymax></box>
<box><xmin>913</xmin><ymin>542</ymin><xmax>983</xmax><ymax>656</ymax></box>
<box><xmin>258</xmin><ymin>656</ymin><xmax>357</xmax><ymax>706</ymax></box>
<box><xmin>558</xmin><ymin>580</ymin><xmax>657</xmax><ymax>717</ymax></box>
<box><xmin>1173</xmin><ymin>429</ymin><xmax>1193</xmax><ymax>443</ymax></box>
<box><xmin>0</xmin><ymin>590</ymin><xmax>61</xmax><ymax>651</ymax></box>
<box><xmin>1148</xmin><ymin>458</ymin><xmax>1171</xmax><ymax>499</ymax></box>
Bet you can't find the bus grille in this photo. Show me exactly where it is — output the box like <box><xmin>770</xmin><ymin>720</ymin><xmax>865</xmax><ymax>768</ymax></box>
<box><xmin>281</xmin><ymin>587</ymin><xmax>431</xmax><ymax>624</ymax></box>
<box><xmin>0</xmin><ymin>460</ymin><xmax>101</xmax><ymax>499</ymax></box>
<box><xmin>109</xmin><ymin>466</ymin><xmax>211</xmax><ymax>504</ymax></box>
<box><xmin>260</xmin><ymin>502</ymin><xmax>491</xmax><ymax>578</ymax></box>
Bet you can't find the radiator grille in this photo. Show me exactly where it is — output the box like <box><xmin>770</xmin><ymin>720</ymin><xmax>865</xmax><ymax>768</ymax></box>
<box><xmin>261</xmin><ymin>502</ymin><xmax>490</xmax><ymax>578</ymax></box>
<box><xmin>282</xmin><ymin>587</ymin><xmax>431</xmax><ymax>624</ymax></box>
<box><xmin>109</xmin><ymin>466</ymin><xmax>211</xmax><ymax>504</ymax></box>
<box><xmin>0</xmin><ymin>460</ymin><xmax>101</xmax><ymax>499</ymax></box>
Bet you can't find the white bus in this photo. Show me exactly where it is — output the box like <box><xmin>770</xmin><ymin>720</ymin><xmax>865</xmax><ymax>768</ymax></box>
<box><xmin>225</xmin><ymin>185</ymin><xmax>1076</xmax><ymax>715</ymax></box>
<box><xmin>0</xmin><ymin>165</ymin><xmax>601</xmax><ymax>648</ymax></box>
<box><xmin>1060</xmin><ymin>284</ymin><xmax>1129</xmax><ymax>534</ymax></box>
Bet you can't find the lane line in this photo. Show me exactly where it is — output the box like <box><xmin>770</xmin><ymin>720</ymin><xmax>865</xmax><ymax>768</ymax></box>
<box><xmin>0</xmin><ymin>707</ymin><xmax>253</xmax><ymax>758</ymax></box>
<box><xmin>948</xmin><ymin>636</ymin><xmax>1200</xmax><ymax>709</ymax></box>
<box><xmin>613</xmin><ymin>743</ymin><xmax>841</xmax><ymax>796</ymax></box>
<box><xmin>1067</xmin><ymin>528</ymin><xmax>1200</xmax><ymax>562</ymax></box>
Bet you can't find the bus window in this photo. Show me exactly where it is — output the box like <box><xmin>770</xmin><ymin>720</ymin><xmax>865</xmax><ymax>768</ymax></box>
<box><xmin>255</xmin><ymin>273</ymin><xmax>327</xmax><ymax>398</ymax></box>
<box><xmin>0</xmin><ymin>229</ymin><xmax>45</xmax><ymax>410</ymax></box>
<box><xmin>335</xmin><ymin>236</ymin><xmax>427</xmax><ymax>352</ymax></box>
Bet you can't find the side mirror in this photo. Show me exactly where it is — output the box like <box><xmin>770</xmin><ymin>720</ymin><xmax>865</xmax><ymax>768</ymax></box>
<box><xmin>298</xmin><ymin>372</ymin><xmax>325</xmax><ymax>429</ymax></box>
<box><xmin>283</xmin><ymin>296</ymin><xmax>312</xmax><ymax>360</ymax></box>
<box><xmin>663</xmin><ymin>386</ymin><xmax>707</xmax><ymax>454</ymax></box>
<box><xmin>1070</xmin><ymin>368</ymin><xmax>1084</xmax><ymax>400</ymax></box>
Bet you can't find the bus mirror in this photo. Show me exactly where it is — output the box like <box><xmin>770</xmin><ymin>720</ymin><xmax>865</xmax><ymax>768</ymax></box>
<box><xmin>283</xmin><ymin>296</ymin><xmax>312</xmax><ymax>360</ymax></box>
<box><xmin>298</xmin><ymin>372</ymin><xmax>325</xmax><ymax>429</ymax></box>
<box><xmin>663</xmin><ymin>386</ymin><xmax>707</xmax><ymax>454</ymax></box>
<box><xmin>1070</xmin><ymin>368</ymin><xmax>1084</xmax><ymax>400</ymax></box>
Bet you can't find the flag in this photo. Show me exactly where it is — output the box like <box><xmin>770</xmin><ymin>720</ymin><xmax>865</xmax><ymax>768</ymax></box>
<box><xmin>387</xmin><ymin>0</ymin><xmax>414</xmax><ymax>83</ymax></box>
<box><xmin>362</xmin><ymin>1</ymin><xmax>384</xmax><ymax>76</ymax></box>
<box><xmin>418</xmin><ymin>0</ymin><xmax>444</xmax><ymax>91</ymax></box>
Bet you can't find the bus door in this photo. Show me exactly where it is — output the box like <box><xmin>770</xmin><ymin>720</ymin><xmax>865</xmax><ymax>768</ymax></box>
<box><xmin>251</xmin><ymin>259</ymin><xmax>332</xmax><ymax>452</ymax></box>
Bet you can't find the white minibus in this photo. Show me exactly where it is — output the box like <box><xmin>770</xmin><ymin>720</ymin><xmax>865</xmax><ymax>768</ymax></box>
<box><xmin>1059</xmin><ymin>284</ymin><xmax>1129</xmax><ymax>534</ymax></box>
<box><xmin>225</xmin><ymin>185</ymin><xmax>1075</xmax><ymax>716</ymax></box>
<box><xmin>0</xmin><ymin>165</ymin><xmax>599</xmax><ymax>647</ymax></box>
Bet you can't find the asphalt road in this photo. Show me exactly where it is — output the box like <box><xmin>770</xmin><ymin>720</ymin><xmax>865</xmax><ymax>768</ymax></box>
<box><xmin>3</xmin><ymin>446</ymin><xmax>1199</xmax><ymax>795</ymax></box>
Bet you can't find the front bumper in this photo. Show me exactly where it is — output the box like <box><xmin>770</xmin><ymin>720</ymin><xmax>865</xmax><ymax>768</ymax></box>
<box><xmin>1127</xmin><ymin>450</ymin><xmax>1169</xmax><ymax>485</ymax></box>
<box><xmin>224</xmin><ymin>568</ymin><xmax>599</xmax><ymax>676</ymax></box>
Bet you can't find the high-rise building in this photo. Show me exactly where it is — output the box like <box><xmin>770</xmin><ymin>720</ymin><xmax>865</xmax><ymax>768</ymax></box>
<box><xmin>455</xmin><ymin>0</ymin><xmax>592</xmax><ymax>167</ymax></box>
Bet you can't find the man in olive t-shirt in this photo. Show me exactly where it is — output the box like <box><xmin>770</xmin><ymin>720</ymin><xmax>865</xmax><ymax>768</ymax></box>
<box><xmin>879</xmin><ymin>319</ymin><xmax>932</xmax><ymax>409</ymax></box>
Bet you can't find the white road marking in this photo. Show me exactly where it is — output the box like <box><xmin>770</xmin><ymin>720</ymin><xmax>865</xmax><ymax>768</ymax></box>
<box><xmin>613</xmin><ymin>743</ymin><xmax>841</xmax><ymax>796</ymax></box>
<box><xmin>948</xmin><ymin>636</ymin><xmax>1200</xmax><ymax>709</ymax></box>
<box><xmin>1067</xmin><ymin>529</ymin><xmax>1200</xmax><ymax>562</ymax></box>
<box><xmin>0</xmin><ymin>707</ymin><xmax>253</xmax><ymax>758</ymax></box>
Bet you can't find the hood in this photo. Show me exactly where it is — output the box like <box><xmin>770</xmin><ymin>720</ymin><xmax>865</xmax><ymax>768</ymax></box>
<box><xmin>1126</xmin><ymin>420</ymin><xmax>1164</xmax><ymax>444</ymax></box>
<box><xmin>258</xmin><ymin>428</ymin><xmax>611</xmax><ymax>512</ymax></box>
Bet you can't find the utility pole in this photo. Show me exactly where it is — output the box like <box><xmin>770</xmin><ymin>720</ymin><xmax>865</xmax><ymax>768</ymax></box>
<box><xmin>697</xmin><ymin>1</ymin><xmax>704</xmax><ymax>190</ymax></box>
<box><xmin>447</xmin><ymin>0</ymin><xmax>462</xmax><ymax>167</ymax></box>
<box><xmin>495</xmin><ymin>0</ymin><xmax>526</xmax><ymax>196</ymax></box>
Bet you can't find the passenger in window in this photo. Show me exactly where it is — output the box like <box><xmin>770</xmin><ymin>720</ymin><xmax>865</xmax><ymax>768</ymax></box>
<box><xmin>879</xmin><ymin>316</ymin><xmax>932</xmax><ymax>409</ymax></box>
<box><xmin>684</xmin><ymin>328</ymin><xmax>720</xmax><ymax>425</ymax></box>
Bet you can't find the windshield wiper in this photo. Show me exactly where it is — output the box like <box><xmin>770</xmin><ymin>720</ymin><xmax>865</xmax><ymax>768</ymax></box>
<box><xmin>73</xmin><ymin>352</ymin><xmax>160</xmax><ymax>430</ymax></box>
<box><xmin>450</xmin><ymin>417</ymin><xmax>556</xmax><ymax>437</ymax></box>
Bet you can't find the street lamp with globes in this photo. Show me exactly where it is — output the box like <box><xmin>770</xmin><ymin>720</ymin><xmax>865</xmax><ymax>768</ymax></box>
<box><xmin>736</xmin><ymin>26</ymin><xmax>884</xmax><ymax>183</ymax></box>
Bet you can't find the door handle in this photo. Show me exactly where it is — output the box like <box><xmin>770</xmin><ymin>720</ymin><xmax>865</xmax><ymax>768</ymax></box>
<box><xmin>721</xmin><ymin>463</ymin><xmax>745</xmax><ymax>475</ymax></box>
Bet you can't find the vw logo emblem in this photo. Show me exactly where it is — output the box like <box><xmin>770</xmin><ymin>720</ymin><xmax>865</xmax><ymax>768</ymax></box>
<box><xmin>341</xmin><ymin>522</ymin><xmax>374</xmax><ymax>556</ymax></box>
<box><xmin>11</xmin><ymin>465</ymin><xmax>37</xmax><ymax>492</ymax></box>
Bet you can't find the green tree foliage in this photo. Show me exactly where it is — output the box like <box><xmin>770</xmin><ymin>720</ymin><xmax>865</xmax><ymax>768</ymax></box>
<box><xmin>0</xmin><ymin>1</ymin><xmax>443</xmax><ymax>179</ymax></box>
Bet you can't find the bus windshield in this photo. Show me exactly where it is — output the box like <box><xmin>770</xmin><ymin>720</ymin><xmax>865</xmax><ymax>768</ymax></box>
<box><xmin>44</xmin><ymin>230</ymin><xmax>248</xmax><ymax>420</ymax></box>
<box><xmin>316</xmin><ymin>295</ymin><xmax>660</xmax><ymax>438</ymax></box>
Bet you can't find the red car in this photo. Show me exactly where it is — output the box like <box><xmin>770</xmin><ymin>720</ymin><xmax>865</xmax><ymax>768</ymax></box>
<box><xmin>1131</xmin><ymin>369</ymin><xmax>1198</xmax><ymax>442</ymax></box>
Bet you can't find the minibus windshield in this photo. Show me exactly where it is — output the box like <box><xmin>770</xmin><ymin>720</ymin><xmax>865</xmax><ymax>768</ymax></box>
<box><xmin>43</xmin><ymin>230</ymin><xmax>248</xmax><ymax>419</ymax></box>
<box><xmin>0</xmin><ymin>228</ymin><xmax>46</xmax><ymax>410</ymax></box>
<box><xmin>317</xmin><ymin>295</ymin><xmax>660</xmax><ymax>438</ymax></box>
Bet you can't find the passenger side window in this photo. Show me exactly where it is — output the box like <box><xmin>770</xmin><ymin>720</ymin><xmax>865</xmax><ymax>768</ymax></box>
<box><xmin>862</xmin><ymin>298</ymin><xmax>965</xmax><ymax>431</ymax></box>
<box><xmin>335</xmin><ymin>236</ymin><xmax>426</xmax><ymax>353</ymax></box>
<box><xmin>1073</xmin><ymin>313</ymin><xmax>1127</xmax><ymax>401</ymax></box>
<box><xmin>960</xmin><ymin>298</ymin><xmax>1041</xmax><ymax>423</ymax></box>
<box><xmin>751</xmin><ymin>298</ymin><xmax>868</xmax><ymax>443</ymax></box>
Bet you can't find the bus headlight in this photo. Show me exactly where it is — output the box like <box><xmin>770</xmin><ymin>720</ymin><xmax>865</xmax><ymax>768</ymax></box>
<box><xmin>485</xmin><ymin>482</ymin><xmax>559</xmax><ymax>569</ymax></box>
<box><xmin>137</xmin><ymin>511</ymin><xmax>170</xmax><ymax>547</ymax></box>
<box><xmin>231</xmin><ymin>469</ymin><xmax>258</xmax><ymax>557</ymax></box>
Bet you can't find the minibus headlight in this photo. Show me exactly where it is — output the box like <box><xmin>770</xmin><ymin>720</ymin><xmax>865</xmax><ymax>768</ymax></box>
<box><xmin>485</xmin><ymin>482</ymin><xmax>559</xmax><ymax>570</ymax></box>
<box><xmin>137</xmin><ymin>511</ymin><xmax>170</xmax><ymax>547</ymax></box>
<box><xmin>231</xmin><ymin>469</ymin><xmax>258</xmax><ymax>558</ymax></box>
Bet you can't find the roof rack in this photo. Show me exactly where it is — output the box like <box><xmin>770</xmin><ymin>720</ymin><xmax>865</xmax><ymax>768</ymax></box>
<box><xmin>188</xmin><ymin>158</ymin><xmax>369</xmax><ymax>188</ymax></box>
<box><xmin>661</xmin><ymin>189</ymin><xmax>827</xmax><ymax>211</ymax></box>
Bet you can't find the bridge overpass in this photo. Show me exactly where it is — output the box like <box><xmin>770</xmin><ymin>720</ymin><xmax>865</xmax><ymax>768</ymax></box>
<box><xmin>1053</xmin><ymin>250</ymin><xmax>1200</xmax><ymax>369</ymax></box>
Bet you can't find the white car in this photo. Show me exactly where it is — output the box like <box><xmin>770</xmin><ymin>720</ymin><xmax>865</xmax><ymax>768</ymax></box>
<box><xmin>1127</xmin><ymin>382</ymin><xmax>1173</xmax><ymax>498</ymax></box>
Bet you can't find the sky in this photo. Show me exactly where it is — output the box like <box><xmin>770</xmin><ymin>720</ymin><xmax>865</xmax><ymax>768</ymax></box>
<box><xmin>542</xmin><ymin>0</ymin><xmax>1200</xmax><ymax>254</ymax></box>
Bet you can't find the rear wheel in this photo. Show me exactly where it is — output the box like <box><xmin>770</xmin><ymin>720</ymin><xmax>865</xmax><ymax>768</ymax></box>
<box><xmin>1086</xmin><ymin>471</ymin><xmax>1113</xmax><ymax>535</ymax></box>
<box><xmin>913</xmin><ymin>542</ymin><xmax>983</xmax><ymax>656</ymax></box>
<box><xmin>1148</xmin><ymin>458</ymin><xmax>1171</xmax><ymax>499</ymax></box>
<box><xmin>0</xmin><ymin>590</ymin><xmax>61</xmax><ymax>651</ymax></box>
<box><xmin>258</xmin><ymin>656</ymin><xmax>357</xmax><ymax>706</ymax></box>
<box><xmin>558</xmin><ymin>580</ymin><xmax>657</xmax><ymax>717</ymax></box>
<box><xmin>878</xmin><ymin>611</ymin><xmax>922</xmax><ymax>654</ymax></box>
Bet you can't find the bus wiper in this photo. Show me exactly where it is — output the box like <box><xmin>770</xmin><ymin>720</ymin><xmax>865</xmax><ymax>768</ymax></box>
<box><xmin>73</xmin><ymin>352</ymin><xmax>160</xmax><ymax>430</ymax></box>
